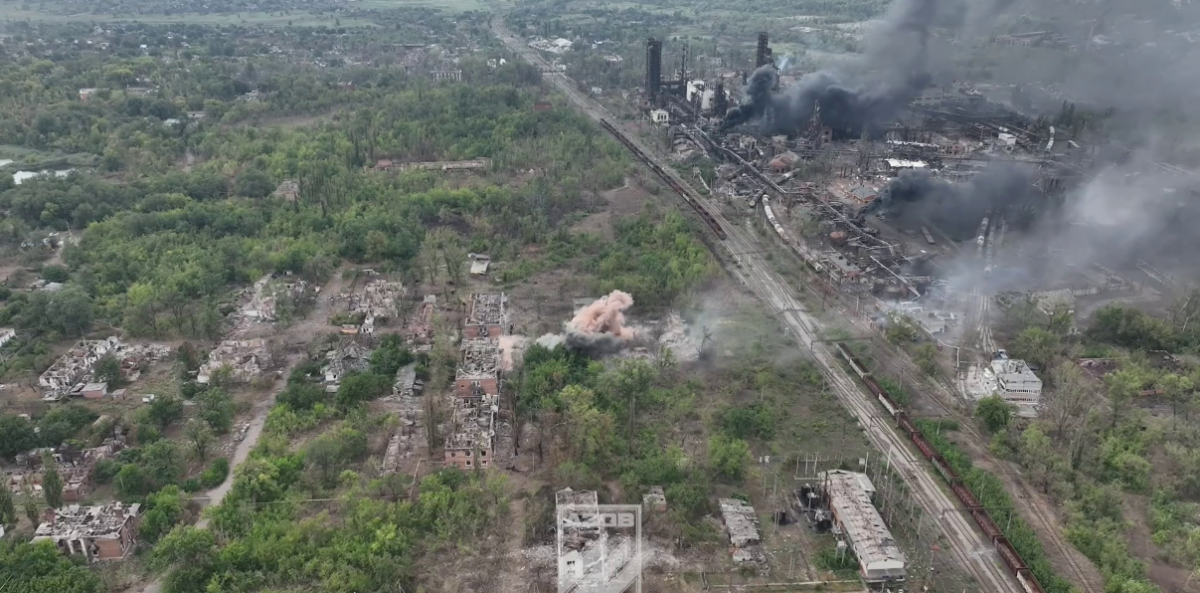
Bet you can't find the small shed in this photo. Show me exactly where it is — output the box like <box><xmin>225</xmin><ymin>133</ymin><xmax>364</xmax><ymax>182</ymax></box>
<box><xmin>81</xmin><ymin>382</ymin><xmax>108</xmax><ymax>399</ymax></box>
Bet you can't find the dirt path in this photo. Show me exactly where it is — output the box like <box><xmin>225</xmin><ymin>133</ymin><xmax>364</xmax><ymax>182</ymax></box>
<box><xmin>132</xmin><ymin>270</ymin><xmax>347</xmax><ymax>593</ymax></box>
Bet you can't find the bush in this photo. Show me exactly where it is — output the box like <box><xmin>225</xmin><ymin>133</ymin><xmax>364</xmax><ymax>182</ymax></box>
<box><xmin>41</xmin><ymin>265</ymin><xmax>69</xmax><ymax>283</ymax></box>
<box><xmin>181</xmin><ymin>479</ymin><xmax>202</xmax><ymax>493</ymax></box>
<box><xmin>200</xmin><ymin>458</ymin><xmax>229</xmax><ymax>489</ymax></box>
<box><xmin>93</xmin><ymin>459</ymin><xmax>121</xmax><ymax>484</ymax></box>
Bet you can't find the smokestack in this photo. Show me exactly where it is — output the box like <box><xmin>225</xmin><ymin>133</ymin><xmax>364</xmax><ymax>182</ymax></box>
<box><xmin>722</xmin><ymin>0</ymin><xmax>1012</xmax><ymax>135</ymax></box>
<box><xmin>645</xmin><ymin>38</ymin><xmax>662</xmax><ymax>104</ymax></box>
<box><xmin>713</xmin><ymin>82</ymin><xmax>728</xmax><ymax>117</ymax></box>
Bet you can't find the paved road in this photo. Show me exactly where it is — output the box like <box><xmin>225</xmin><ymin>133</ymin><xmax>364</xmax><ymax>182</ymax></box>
<box><xmin>492</xmin><ymin>17</ymin><xmax>1020</xmax><ymax>593</ymax></box>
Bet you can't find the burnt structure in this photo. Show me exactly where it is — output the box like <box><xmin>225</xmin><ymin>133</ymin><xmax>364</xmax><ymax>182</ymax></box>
<box><xmin>755</xmin><ymin>32</ymin><xmax>772</xmax><ymax>69</ymax></box>
<box><xmin>645</xmin><ymin>38</ymin><xmax>662</xmax><ymax>103</ymax></box>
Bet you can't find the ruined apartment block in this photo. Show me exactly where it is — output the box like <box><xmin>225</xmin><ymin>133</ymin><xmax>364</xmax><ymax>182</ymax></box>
<box><xmin>405</xmin><ymin>295</ymin><xmax>436</xmax><ymax>343</ymax></box>
<box><xmin>39</xmin><ymin>337</ymin><xmax>121</xmax><ymax>398</ymax></box>
<box><xmin>464</xmin><ymin>293</ymin><xmax>508</xmax><ymax>338</ymax></box>
<box><xmin>197</xmin><ymin>339</ymin><xmax>272</xmax><ymax>384</ymax></box>
<box><xmin>33</xmin><ymin>503</ymin><xmax>141</xmax><ymax>562</ymax></box>
<box><xmin>455</xmin><ymin>338</ymin><xmax>501</xmax><ymax>398</ymax></box>
<box><xmin>443</xmin><ymin>398</ymin><xmax>496</xmax><ymax>471</ymax></box>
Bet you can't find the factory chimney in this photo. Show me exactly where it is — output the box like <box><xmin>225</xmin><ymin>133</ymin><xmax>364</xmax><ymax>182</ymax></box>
<box><xmin>645</xmin><ymin>38</ymin><xmax>662</xmax><ymax>104</ymax></box>
<box><xmin>713</xmin><ymin>82</ymin><xmax>728</xmax><ymax>117</ymax></box>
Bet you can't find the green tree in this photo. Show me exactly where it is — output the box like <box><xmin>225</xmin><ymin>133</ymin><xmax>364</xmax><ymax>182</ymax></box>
<box><xmin>560</xmin><ymin>385</ymin><xmax>618</xmax><ymax>468</ymax></box>
<box><xmin>707</xmin><ymin>434</ymin><xmax>750</xmax><ymax>482</ymax></box>
<box><xmin>142</xmin><ymin>440</ymin><xmax>185</xmax><ymax>488</ymax></box>
<box><xmin>0</xmin><ymin>485</ymin><xmax>15</xmax><ymax>527</ymax></box>
<box><xmin>22</xmin><ymin>489</ymin><xmax>40</xmax><ymax>525</ymax></box>
<box><xmin>94</xmin><ymin>354</ymin><xmax>124</xmax><ymax>387</ymax></box>
<box><xmin>41</xmin><ymin>453</ymin><xmax>63</xmax><ymax>509</ymax></box>
<box><xmin>1157</xmin><ymin>373</ymin><xmax>1194</xmax><ymax>431</ymax></box>
<box><xmin>334</xmin><ymin>372</ymin><xmax>391</xmax><ymax>409</ymax></box>
<box><xmin>115</xmin><ymin>464</ymin><xmax>151</xmax><ymax>499</ymax></box>
<box><xmin>0</xmin><ymin>540</ymin><xmax>101</xmax><ymax>593</ymax></box>
<box><xmin>0</xmin><ymin>414</ymin><xmax>37</xmax><ymax>459</ymax></box>
<box><xmin>46</xmin><ymin>285</ymin><xmax>94</xmax><ymax>337</ymax></box>
<box><xmin>912</xmin><ymin>343</ymin><xmax>940</xmax><ymax>376</ymax></box>
<box><xmin>235</xmin><ymin>168</ymin><xmax>274</xmax><ymax>198</ymax></box>
<box><xmin>151</xmin><ymin>525</ymin><xmax>216</xmax><ymax>571</ymax></box>
<box><xmin>885</xmin><ymin>317</ymin><xmax>918</xmax><ymax>344</ymax></box>
<box><xmin>975</xmin><ymin>395</ymin><xmax>1015</xmax><ymax>433</ymax></box>
<box><xmin>147</xmin><ymin>393</ymin><xmax>185</xmax><ymax>428</ymax></box>
<box><xmin>1104</xmin><ymin>370</ymin><xmax>1142</xmax><ymax>429</ymax></box>
<box><xmin>196</xmin><ymin>388</ymin><xmax>234</xmax><ymax>433</ymax></box>
<box><xmin>1011</xmin><ymin>327</ymin><xmax>1060</xmax><ymax>371</ymax></box>
<box><xmin>40</xmin><ymin>264</ymin><xmax>69</xmax><ymax>283</ymax></box>
<box><xmin>140</xmin><ymin>485</ymin><xmax>188</xmax><ymax>543</ymax></box>
<box><xmin>185</xmin><ymin>419</ymin><xmax>215</xmax><ymax>460</ymax></box>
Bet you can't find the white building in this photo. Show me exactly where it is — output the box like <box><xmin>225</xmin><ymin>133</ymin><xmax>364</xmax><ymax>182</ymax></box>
<box><xmin>0</xmin><ymin>328</ymin><xmax>14</xmax><ymax>349</ymax></box>
<box><xmin>649</xmin><ymin>109</ymin><xmax>669</xmax><ymax>125</ymax></box>
<box><xmin>990</xmin><ymin>358</ymin><xmax>1042</xmax><ymax>405</ymax></box>
<box><xmin>821</xmin><ymin>470</ymin><xmax>906</xmax><ymax>584</ymax></box>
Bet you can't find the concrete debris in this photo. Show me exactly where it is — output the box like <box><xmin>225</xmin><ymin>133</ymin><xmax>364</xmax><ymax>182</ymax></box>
<box><xmin>464</xmin><ymin>293</ymin><xmax>508</xmax><ymax>338</ymax></box>
<box><xmin>336</xmin><ymin>275</ymin><xmax>404</xmax><ymax>335</ymax></box>
<box><xmin>323</xmin><ymin>337</ymin><xmax>373</xmax><ymax>389</ymax></box>
<box><xmin>39</xmin><ymin>338</ymin><xmax>170</xmax><ymax>400</ymax></box>
<box><xmin>455</xmin><ymin>338</ymin><xmax>501</xmax><ymax>398</ymax></box>
<box><xmin>718</xmin><ymin>498</ymin><xmax>762</xmax><ymax>548</ymax></box>
<box><xmin>197</xmin><ymin>339</ymin><xmax>272</xmax><ymax>384</ymax></box>
<box><xmin>444</xmin><ymin>398</ymin><xmax>496</xmax><ymax>470</ymax></box>
<box><xmin>643</xmin><ymin>486</ymin><xmax>667</xmax><ymax>512</ymax></box>
<box><xmin>33</xmin><ymin>503</ymin><xmax>141</xmax><ymax>562</ymax></box>
<box><xmin>405</xmin><ymin>294</ymin><xmax>437</xmax><ymax>343</ymax></box>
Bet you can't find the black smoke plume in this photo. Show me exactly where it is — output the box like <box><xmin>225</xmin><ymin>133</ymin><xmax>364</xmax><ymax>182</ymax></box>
<box><xmin>865</xmin><ymin>167</ymin><xmax>1039</xmax><ymax>240</ymax></box>
<box><xmin>720</xmin><ymin>0</ymin><xmax>1012</xmax><ymax>134</ymax></box>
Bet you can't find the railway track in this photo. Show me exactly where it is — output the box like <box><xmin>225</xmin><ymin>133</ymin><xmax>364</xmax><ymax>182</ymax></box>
<box><xmin>491</xmin><ymin>17</ymin><xmax>1021</xmax><ymax>593</ymax></box>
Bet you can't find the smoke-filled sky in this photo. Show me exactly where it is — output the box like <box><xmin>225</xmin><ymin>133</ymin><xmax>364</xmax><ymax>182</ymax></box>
<box><xmin>721</xmin><ymin>0</ymin><xmax>1020</xmax><ymax>134</ymax></box>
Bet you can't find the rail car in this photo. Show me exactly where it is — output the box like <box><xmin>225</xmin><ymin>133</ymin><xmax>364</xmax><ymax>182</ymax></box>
<box><xmin>596</xmin><ymin>119</ymin><xmax>727</xmax><ymax>240</ymax></box>
<box><xmin>834</xmin><ymin>342</ymin><xmax>1046</xmax><ymax>593</ymax></box>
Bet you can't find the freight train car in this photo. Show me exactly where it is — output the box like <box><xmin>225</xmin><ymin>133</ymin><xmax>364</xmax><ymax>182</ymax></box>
<box><xmin>834</xmin><ymin>342</ymin><xmax>1047</xmax><ymax>593</ymax></box>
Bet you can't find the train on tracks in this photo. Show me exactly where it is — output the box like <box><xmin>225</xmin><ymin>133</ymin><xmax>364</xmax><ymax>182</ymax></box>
<box><xmin>834</xmin><ymin>342</ymin><xmax>1045</xmax><ymax>593</ymax></box>
<box><xmin>596</xmin><ymin>119</ymin><xmax>727</xmax><ymax>240</ymax></box>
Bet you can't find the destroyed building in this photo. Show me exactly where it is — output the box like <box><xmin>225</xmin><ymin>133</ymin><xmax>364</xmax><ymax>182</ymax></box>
<box><xmin>323</xmin><ymin>338</ymin><xmax>373</xmax><ymax>389</ymax></box>
<box><xmin>554</xmin><ymin>487</ymin><xmax>640</xmax><ymax>590</ymax></box>
<box><xmin>989</xmin><ymin>358</ymin><xmax>1043</xmax><ymax>406</ymax></box>
<box><xmin>197</xmin><ymin>339</ymin><xmax>272</xmax><ymax>384</ymax></box>
<box><xmin>455</xmin><ymin>338</ymin><xmax>501</xmax><ymax>398</ymax></box>
<box><xmin>718</xmin><ymin>498</ymin><xmax>762</xmax><ymax>548</ymax></box>
<box><xmin>33</xmin><ymin>503</ymin><xmax>141</xmax><ymax>562</ymax></box>
<box><xmin>405</xmin><ymin>295</ymin><xmax>436</xmax><ymax>343</ymax></box>
<box><xmin>816</xmin><ymin>470</ymin><xmax>906</xmax><ymax>584</ymax></box>
<box><xmin>39</xmin><ymin>337</ymin><xmax>120</xmax><ymax>396</ymax></box>
<box><xmin>337</xmin><ymin>275</ymin><xmax>404</xmax><ymax>335</ymax></box>
<box><xmin>464</xmin><ymin>293</ymin><xmax>508</xmax><ymax>338</ymax></box>
<box><xmin>443</xmin><ymin>398</ymin><xmax>496</xmax><ymax>471</ymax></box>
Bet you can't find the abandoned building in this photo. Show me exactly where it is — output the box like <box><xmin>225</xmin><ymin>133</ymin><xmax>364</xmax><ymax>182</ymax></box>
<box><xmin>33</xmin><ymin>503</ymin><xmax>141</xmax><ymax>562</ymax></box>
<box><xmin>39</xmin><ymin>337</ymin><xmax>120</xmax><ymax>395</ymax></box>
<box><xmin>990</xmin><ymin>358</ymin><xmax>1043</xmax><ymax>406</ymax></box>
<box><xmin>323</xmin><ymin>338</ymin><xmax>373</xmax><ymax>389</ymax></box>
<box><xmin>643</xmin><ymin>486</ymin><xmax>667</xmax><ymax>512</ymax></box>
<box><xmin>455</xmin><ymin>338</ymin><xmax>501</xmax><ymax>398</ymax></box>
<box><xmin>463</xmin><ymin>293</ymin><xmax>508</xmax><ymax>338</ymax></box>
<box><xmin>443</xmin><ymin>399</ymin><xmax>496</xmax><ymax>471</ymax></box>
<box><xmin>554</xmin><ymin>487</ymin><xmax>643</xmax><ymax>590</ymax></box>
<box><xmin>405</xmin><ymin>295</ymin><xmax>437</xmax><ymax>343</ymax></box>
<box><xmin>718</xmin><ymin>498</ymin><xmax>762</xmax><ymax>548</ymax></box>
<box><xmin>338</xmin><ymin>276</ymin><xmax>403</xmax><ymax>335</ymax></box>
<box><xmin>468</xmin><ymin>253</ymin><xmax>490</xmax><ymax>276</ymax></box>
<box><xmin>273</xmin><ymin>179</ymin><xmax>300</xmax><ymax>202</ymax></box>
<box><xmin>197</xmin><ymin>339</ymin><xmax>272</xmax><ymax>384</ymax></box>
<box><xmin>817</xmin><ymin>470</ymin><xmax>906</xmax><ymax>583</ymax></box>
